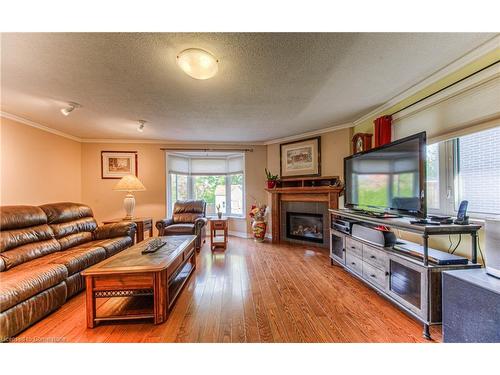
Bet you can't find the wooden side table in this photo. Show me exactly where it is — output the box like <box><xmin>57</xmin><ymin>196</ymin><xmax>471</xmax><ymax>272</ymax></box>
<box><xmin>209</xmin><ymin>218</ymin><xmax>228</xmax><ymax>251</ymax></box>
<box><xmin>102</xmin><ymin>217</ymin><xmax>153</xmax><ymax>243</ymax></box>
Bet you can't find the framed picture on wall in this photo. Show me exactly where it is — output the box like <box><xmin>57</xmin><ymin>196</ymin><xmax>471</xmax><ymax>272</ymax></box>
<box><xmin>101</xmin><ymin>151</ymin><xmax>138</xmax><ymax>179</ymax></box>
<box><xmin>280</xmin><ymin>136</ymin><xmax>321</xmax><ymax>178</ymax></box>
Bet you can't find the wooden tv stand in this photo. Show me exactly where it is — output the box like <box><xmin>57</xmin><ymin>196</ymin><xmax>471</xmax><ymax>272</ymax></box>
<box><xmin>329</xmin><ymin>209</ymin><xmax>482</xmax><ymax>340</ymax></box>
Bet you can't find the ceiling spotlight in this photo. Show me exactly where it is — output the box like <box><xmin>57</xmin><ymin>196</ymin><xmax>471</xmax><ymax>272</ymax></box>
<box><xmin>137</xmin><ymin>120</ymin><xmax>146</xmax><ymax>132</ymax></box>
<box><xmin>60</xmin><ymin>102</ymin><xmax>81</xmax><ymax>116</ymax></box>
<box><xmin>176</xmin><ymin>48</ymin><xmax>219</xmax><ymax>80</ymax></box>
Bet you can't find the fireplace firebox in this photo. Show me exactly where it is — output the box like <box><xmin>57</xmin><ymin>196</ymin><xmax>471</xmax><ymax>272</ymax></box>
<box><xmin>286</xmin><ymin>212</ymin><xmax>324</xmax><ymax>244</ymax></box>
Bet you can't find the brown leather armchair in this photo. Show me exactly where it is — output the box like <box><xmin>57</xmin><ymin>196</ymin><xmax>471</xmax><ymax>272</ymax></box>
<box><xmin>156</xmin><ymin>200</ymin><xmax>207</xmax><ymax>251</ymax></box>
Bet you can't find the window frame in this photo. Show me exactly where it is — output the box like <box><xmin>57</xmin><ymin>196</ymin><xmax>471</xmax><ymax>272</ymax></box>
<box><xmin>428</xmin><ymin>128</ymin><xmax>500</xmax><ymax>219</ymax></box>
<box><xmin>166</xmin><ymin>153</ymin><xmax>246</xmax><ymax>218</ymax></box>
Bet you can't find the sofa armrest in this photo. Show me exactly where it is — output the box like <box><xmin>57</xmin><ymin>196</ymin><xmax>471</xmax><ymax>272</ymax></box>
<box><xmin>156</xmin><ymin>218</ymin><xmax>174</xmax><ymax>235</ymax></box>
<box><xmin>93</xmin><ymin>222</ymin><xmax>137</xmax><ymax>240</ymax></box>
<box><xmin>194</xmin><ymin>217</ymin><xmax>208</xmax><ymax>235</ymax></box>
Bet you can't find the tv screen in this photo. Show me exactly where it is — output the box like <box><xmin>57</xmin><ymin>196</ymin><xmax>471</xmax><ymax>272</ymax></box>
<box><xmin>344</xmin><ymin>132</ymin><xmax>426</xmax><ymax>218</ymax></box>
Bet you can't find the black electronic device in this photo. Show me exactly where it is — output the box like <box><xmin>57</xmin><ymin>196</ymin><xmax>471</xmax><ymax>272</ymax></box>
<box><xmin>393</xmin><ymin>241</ymin><xmax>468</xmax><ymax>265</ymax></box>
<box><xmin>454</xmin><ymin>200</ymin><xmax>469</xmax><ymax>225</ymax></box>
<box><xmin>331</xmin><ymin>217</ymin><xmax>356</xmax><ymax>234</ymax></box>
<box><xmin>344</xmin><ymin>132</ymin><xmax>427</xmax><ymax>218</ymax></box>
<box><xmin>351</xmin><ymin>223</ymin><xmax>398</xmax><ymax>247</ymax></box>
<box><xmin>410</xmin><ymin>219</ymin><xmax>441</xmax><ymax>226</ymax></box>
<box><xmin>428</xmin><ymin>215</ymin><xmax>453</xmax><ymax>224</ymax></box>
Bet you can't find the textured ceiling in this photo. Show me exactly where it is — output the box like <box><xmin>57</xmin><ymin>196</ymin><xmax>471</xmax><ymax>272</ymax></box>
<box><xmin>0</xmin><ymin>32</ymin><xmax>496</xmax><ymax>142</ymax></box>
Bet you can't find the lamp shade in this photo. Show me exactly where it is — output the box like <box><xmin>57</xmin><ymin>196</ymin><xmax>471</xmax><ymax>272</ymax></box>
<box><xmin>113</xmin><ymin>175</ymin><xmax>146</xmax><ymax>192</ymax></box>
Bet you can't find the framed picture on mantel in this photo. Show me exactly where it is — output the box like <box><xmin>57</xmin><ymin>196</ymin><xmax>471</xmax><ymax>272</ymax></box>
<box><xmin>101</xmin><ymin>151</ymin><xmax>138</xmax><ymax>179</ymax></box>
<box><xmin>280</xmin><ymin>136</ymin><xmax>321</xmax><ymax>178</ymax></box>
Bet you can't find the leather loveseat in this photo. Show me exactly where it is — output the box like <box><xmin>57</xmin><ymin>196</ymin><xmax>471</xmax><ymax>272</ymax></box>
<box><xmin>156</xmin><ymin>200</ymin><xmax>207</xmax><ymax>251</ymax></box>
<box><xmin>0</xmin><ymin>202</ymin><xmax>136</xmax><ymax>341</ymax></box>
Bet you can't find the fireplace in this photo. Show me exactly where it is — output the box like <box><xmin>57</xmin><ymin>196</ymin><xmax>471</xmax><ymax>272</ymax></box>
<box><xmin>286</xmin><ymin>212</ymin><xmax>324</xmax><ymax>244</ymax></box>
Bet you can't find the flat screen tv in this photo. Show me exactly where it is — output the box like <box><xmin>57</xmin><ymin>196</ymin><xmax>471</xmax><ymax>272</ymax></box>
<box><xmin>344</xmin><ymin>132</ymin><xmax>427</xmax><ymax>218</ymax></box>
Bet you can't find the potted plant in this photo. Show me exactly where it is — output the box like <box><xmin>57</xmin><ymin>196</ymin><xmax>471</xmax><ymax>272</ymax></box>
<box><xmin>249</xmin><ymin>203</ymin><xmax>269</xmax><ymax>242</ymax></box>
<box><xmin>216</xmin><ymin>203</ymin><xmax>223</xmax><ymax>219</ymax></box>
<box><xmin>265</xmin><ymin>168</ymin><xmax>279</xmax><ymax>189</ymax></box>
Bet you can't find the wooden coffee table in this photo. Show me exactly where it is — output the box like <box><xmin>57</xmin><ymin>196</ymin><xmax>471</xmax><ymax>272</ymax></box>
<box><xmin>81</xmin><ymin>235</ymin><xmax>196</xmax><ymax>328</ymax></box>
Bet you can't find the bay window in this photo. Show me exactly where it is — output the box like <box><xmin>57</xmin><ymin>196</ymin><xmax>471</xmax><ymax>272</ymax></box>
<box><xmin>167</xmin><ymin>153</ymin><xmax>245</xmax><ymax>217</ymax></box>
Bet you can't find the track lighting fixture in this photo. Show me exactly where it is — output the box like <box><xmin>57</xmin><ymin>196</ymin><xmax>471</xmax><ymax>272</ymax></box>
<box><xmin>60</xmin><ymin>102</ymin><xmax>81</xmax><ymax>116</ymax></box>
<box><xmin>137</xmin><ymin>120</ymin><xmax>146</xmax><ymax>132</ymax></box>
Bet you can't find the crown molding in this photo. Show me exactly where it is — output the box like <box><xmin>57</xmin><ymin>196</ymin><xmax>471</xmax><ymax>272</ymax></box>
<box><xmin>263</xmin><ymin>122</ymin><xmax>353</xmax><ymax>145</ymax></box>
<box><xmin>1</xmin><ymin>111</ymin><xmax>82</xmax><ymax>142</ymax></box>
<box><xmin>0</xmin><ymin>112</ymin><xmax>266</xmax><ymax>146</ymax></box>
<box><xmin>80</xmin><ymin>138</ymin><xmax>265</xmax><ymax>145</ymax></box>
<box><xmin>353</xmin><ymin>34</ymin><xmax>500</xmax><ymax>127</ymax></box>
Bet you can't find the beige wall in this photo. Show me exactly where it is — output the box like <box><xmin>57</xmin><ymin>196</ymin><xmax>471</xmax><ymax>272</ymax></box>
<box><xmin>0</xmin><ymin>117</ymin><xmax>82</xmax><ymax>205</ymax></box>
<box><xmin>81</xmin><ymin>142</ymin><xmax>267</xmax><ymax>235</ymax></box>
<box><xmin>266</xmin><ymin>128</ymin><xmax>351</xmax><ymax>179</ymax></box>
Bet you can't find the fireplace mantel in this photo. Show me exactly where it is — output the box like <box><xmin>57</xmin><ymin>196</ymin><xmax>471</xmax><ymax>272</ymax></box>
<box><xmin>265</xmin><ymin>176</ymin><xmax>343</xmax><ymax>244</ymax></box>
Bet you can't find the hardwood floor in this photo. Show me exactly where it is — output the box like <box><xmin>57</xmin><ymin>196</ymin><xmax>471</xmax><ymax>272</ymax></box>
<box><xmin>16</xmin><ymin>237</ymin><xmax>442</xmax><ymax>343</ymax></box>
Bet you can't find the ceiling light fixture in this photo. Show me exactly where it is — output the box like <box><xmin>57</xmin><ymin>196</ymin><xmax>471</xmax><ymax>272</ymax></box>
<box><xmin>60</xmin><ymin>102</ymin><xmax>81</xmax><ymax>116</ymax></box>
<box><xmin>137</xmin><ymin>120</ymin><xmax>146</xmax><ymax>132</ymax></box>
<box><xmin>176</xmin><ymin>48</ymin><xmax>219</xmax><ymax>80</ymax></box>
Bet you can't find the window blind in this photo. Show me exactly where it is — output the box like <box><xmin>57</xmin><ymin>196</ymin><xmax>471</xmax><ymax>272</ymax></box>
<box><xmin>167</xmin><ymin>153</ymin><xmax>244</xmax><ymax>175</ymax></box>
<box><xmin>227</xmin><ymin>155</ymin><xmax>244</xmax><ymax>173</ymax></box>
<box><xmin>393</xmin><ymin>74</ymin><xmax>500</xmax><ymax>143</ymax></box>
<box><xmin>167</xmin><ymin>155</ymin><xmax>189</xmax><ymax>174</ymax></box>
<box><xmin>190</xmin><ymin>158</ymin><xmax>227</xmax><ymax>175</ymax></box>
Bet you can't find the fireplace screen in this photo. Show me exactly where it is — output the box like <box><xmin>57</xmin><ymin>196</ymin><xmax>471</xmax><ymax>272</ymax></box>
<box><xmin>286</xmin><ymin>212</ymin><xmax>324</xmax><ymax>243</ymax></box>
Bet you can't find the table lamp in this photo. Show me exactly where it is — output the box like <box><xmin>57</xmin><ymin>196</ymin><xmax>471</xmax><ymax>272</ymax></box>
<box><xmin>113</xmin><ymin>175</ymin><xmax>146</xmax><ymax>219</ymax></box>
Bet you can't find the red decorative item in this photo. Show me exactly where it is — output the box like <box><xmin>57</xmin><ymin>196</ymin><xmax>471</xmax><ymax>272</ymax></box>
<box><xmin>267</xmin><ymin>180</ymin><xmax>277</xmax><ymax>189</ymax></box>
<box><xmin>374</xmin><ymin>115</ymin><xmax>392</xmax><ymax>147</ymax></box>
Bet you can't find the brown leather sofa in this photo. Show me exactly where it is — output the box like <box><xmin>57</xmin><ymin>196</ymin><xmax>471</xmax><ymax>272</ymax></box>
<box><xmin>156</xmin><ymin>200</ymin><xmax>207</xmax><ymax>251</ymax></box>
<box><xmin>0</xmin><ymin>202</ymin><xmax>136</xmax><ymax>341</ymax></box>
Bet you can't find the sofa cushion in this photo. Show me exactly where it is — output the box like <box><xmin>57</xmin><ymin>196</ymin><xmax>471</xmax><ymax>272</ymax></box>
<box><xmin>40</xmin><ymin>203</ymin><xmax>98</xmax><ymax>250</ymax></box>
<box><xmin>162</xmin><ymin>223</ymin><xmax>195</xmax><ymax>235</ymax></box>
<box><xmin>0</xmin><ymin>205</ymin><xmax>47</xmax><ymax>231</ymax></box>
<box><xmin>0</xmin><ymin>239</ymin><xmax>61</xmax><ymax>271</ymax></box>
<box><xmin>48</xmin><ymin>244</ymin><xmax>106</xmax><ymax>276</ymax></box>
<box><xmin>0</xmin><ymin>258</ymin><xmax>68</xmax><ymax>312</ymax></box>
<box><xmin>87</xmin><ymin>236</ymin><xmax>133</xmax><ymax>257</ymax></box>
<box><xmin>39</xmin><ymin>202</ymin><xmax>94</xmax><ymax>224</ymax></box>
<box><xmin>0</xmin><ymin>206</ymin><xmax>60</xmax><ymax>271</ymax></box>
<box><xmin>0</xmin><ymin>282</ymin><xmax>67</xmax><ymax>341</ymax></box>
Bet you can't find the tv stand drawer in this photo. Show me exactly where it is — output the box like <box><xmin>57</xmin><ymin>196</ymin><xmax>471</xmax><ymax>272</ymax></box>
<box><xmin>345</xmin><ymin>253</ymin><xmax>362</xmax><ymax>275</ymax></box>
<box><xmin>363</xmin><ymin>244</ymin><xmax>388</xmax><ymax>270</ymax></box>
<box><xmin>362</xmin><ymin>261</ymin><xmax>387</xmax><ymax>289</ymax></box>
<box><xmin>346</xmin><ymin>237</ymin><xmax>363</xmax><ymax>258</ymax></box>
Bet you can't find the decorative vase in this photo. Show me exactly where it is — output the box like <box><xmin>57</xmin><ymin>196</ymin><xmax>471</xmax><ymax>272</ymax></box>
<box><xmin>252</xmin><ymin>220</ymin><xmax>267</xmax><ymax>242</ymax></box>
<box><xmin>267</xmin><ymin>180</ymin><xmax>277</xmax><ymax>189</ymax></box>
<box><xmin>217</xmin><ymin>212</ymin><xmax>222</xmax><ymax>219</ymax></box>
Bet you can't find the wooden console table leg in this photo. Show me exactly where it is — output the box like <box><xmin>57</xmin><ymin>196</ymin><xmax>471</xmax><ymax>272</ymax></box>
<box><xmin>85</xmin><ymin>276</ymin><xmax>96</xmax><ymax>329</ymax></box>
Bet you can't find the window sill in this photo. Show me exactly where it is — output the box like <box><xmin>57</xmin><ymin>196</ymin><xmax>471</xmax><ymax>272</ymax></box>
<box><xmin>206</xmin><ymin>215</ymin><xmax>246</xmax><ymax>220</ymax></box>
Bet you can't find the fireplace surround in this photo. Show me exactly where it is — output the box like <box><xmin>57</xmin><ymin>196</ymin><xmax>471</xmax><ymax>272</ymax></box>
<box><xmin>266</xmin><ymin>176</ymin><xmax>342</xmax><ymax>247</ymax></box>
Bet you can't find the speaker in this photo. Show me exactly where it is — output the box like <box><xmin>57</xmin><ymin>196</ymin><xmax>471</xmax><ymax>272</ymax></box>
<box><xmin>351</xmin><ymin>224</ymin><xmax>397</xmax><ymax>247</ymax></box>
